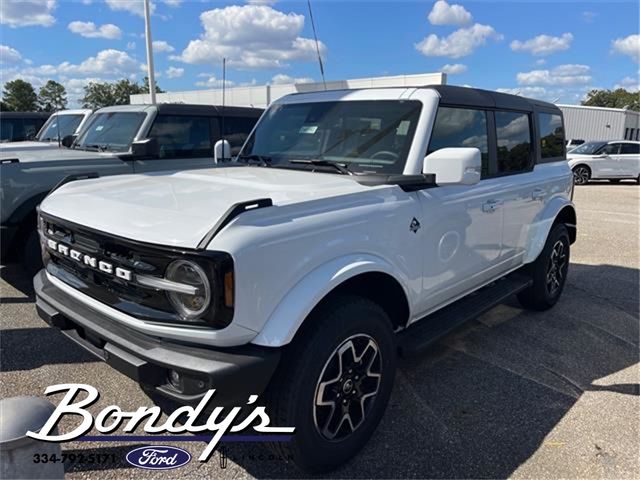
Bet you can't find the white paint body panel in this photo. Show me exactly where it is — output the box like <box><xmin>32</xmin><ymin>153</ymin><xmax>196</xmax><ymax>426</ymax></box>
<box><xmin>39</xmin><ymin>87</ymin><xmax>575</xmax><ymax>349</ymax></box>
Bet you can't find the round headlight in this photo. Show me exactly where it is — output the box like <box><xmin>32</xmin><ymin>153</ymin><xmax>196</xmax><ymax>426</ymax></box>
<box><xmin>165</xmin><ymin>260</ymin><xmax>211</xmax><ymax>321</ymax></box>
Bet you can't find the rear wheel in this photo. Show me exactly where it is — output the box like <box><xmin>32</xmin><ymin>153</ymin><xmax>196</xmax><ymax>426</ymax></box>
<box><xmin>265</xmin><ymin>295</ymin><xmax>396</xmax><ymax>473</ymax></box>
<box><xmin>572</xmin><ymin>165</ymin><xmax>591</xmax><ymax>185</ymax></box>
<box><xmin>518</xmin><ymin>224</ymin><xmax>570</xmax><ymax>311</ymax></box>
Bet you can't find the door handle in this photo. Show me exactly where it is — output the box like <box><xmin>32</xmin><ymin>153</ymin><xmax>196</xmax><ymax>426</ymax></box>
<box><xmin>482</xmin><ymin>199</ymin><xmax>503</xmax><ymax>213</ymax></box>
<box><xmin>532</xmin><ymin>188</ymin><xmax>547</xmax><ymax>200</ymax></box>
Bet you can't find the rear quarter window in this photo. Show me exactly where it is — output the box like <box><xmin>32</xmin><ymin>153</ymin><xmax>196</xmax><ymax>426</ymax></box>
<box><xmin>538</xmin><ymin>112</ymin><xmax>565</xmax><ymax>161</ymax></box>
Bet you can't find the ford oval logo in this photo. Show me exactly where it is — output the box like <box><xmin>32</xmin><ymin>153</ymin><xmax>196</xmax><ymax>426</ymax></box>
<box><xmin>125</xmin><ymin>445</ymin><xmax>191</xmax><ymax>470</ymax></box>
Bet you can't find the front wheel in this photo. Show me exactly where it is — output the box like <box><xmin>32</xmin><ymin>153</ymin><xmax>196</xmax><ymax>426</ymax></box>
<box><xmin>572</xmin><ymin>165</ymin><xmax>591</xmax><ymax>185</ymax></box>
<box><xmin>518</xmin><ymin>224</ymin><xmax>570</xmax><ymax>311</ymax></box>
<box><xmin>265</xmin><ymin>295</ymin><xmax>396</xmax><ymax>473</ymax></box>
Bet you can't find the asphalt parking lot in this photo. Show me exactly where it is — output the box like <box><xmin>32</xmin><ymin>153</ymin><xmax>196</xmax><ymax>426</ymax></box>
<box><xmin>1</xmin><ymin>182</ymin><xmax>638</xmax><ymax>479</ymax></box>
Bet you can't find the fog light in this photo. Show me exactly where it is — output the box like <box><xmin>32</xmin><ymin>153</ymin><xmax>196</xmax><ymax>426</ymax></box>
<box><xmin>168</xmin><ymin>370</ymin><xmax>181</xmax><ymax>388</ymax></box>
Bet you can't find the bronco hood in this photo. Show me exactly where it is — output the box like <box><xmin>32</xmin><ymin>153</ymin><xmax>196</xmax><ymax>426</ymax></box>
<box><xmin>39</xmin><ymin>166</ymin><xmax>375</xmax><ymax>248</ymax></box>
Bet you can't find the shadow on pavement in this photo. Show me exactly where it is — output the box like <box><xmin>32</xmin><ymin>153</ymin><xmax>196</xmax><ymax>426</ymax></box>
<box><xmin>220</xmin><ymin>263</ymin><xmax>638</xmax><ymax>478</ymax></box>
<box><xmin>0</xmin><ymin>327</ymin><xmax>96</xmax><ymax>372</ymax></box>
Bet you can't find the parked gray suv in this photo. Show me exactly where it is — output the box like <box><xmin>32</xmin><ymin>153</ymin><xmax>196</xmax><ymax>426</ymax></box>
<box><xmin>0</xmin><ymin>103</ymin><xmax>263</xmax><ymax>271</ymax></box>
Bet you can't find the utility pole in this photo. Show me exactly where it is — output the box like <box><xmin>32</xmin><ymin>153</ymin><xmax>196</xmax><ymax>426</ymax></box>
<box><xmin>143</xmin><ymin>0</ymin><xmax>156</xmax><ymax>104</ymax></box>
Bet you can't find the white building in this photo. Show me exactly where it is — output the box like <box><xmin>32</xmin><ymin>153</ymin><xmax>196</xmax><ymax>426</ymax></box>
<box><xmin>558</xmin><ymin>104</ymin><xmax>640</xmax><ymax>142</ymax></box>
<box><xmin>130</xmin><ymin>72</ymin><xmax>447</xmax><ymax>108</ymax></box>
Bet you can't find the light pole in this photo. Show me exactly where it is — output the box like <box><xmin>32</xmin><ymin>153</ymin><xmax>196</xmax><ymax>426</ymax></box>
<box><xmin>143</xmin><ymin>0</ymin><xmax>156</xmax><ymax>104</ymax></box>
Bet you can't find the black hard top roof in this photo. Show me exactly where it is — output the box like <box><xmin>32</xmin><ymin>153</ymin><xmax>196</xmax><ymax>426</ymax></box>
<box><xmin>0</xmin><ymin>111</ymin><xmax>51</xmax><ymax>119</ymax></box>
<box><xmin>425</xmin><ymin>85</ymin><xmax>560</xmax><ymax>112</ymax></box>
<box><xmin>155</xmin><ymin>103</ymin><xmax>263</xmax><ymax>117</ymax></box>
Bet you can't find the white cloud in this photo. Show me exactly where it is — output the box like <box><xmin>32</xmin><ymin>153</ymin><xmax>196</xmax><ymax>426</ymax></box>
<box><xmin>271</xmin><ymin>73</ymin><xmax>314</xmax><ymax>84</ymax></box>
<box><xmin>535</xmin><ymin>58</ymin><xmax>546</xmax><ymax>66</ymax></box>
<box><xmin>166</xmin><ymin>66</ymin><xmax>184</xmax><ymax>78</ymax></box>
<box><xmin>441</xmin><ymin>63</ymin><xmax>467</xmax><ymax>75</ymax></box>
<box><xmin>428</xmin><ymin>0</ymin><xmax>472</xmax><ymax>26</ymax></box>
<box><xmin>582</xmin><ymin>11</ymin><xmax>597</xmax><ymax>23</ymax></box>
<box><xmin>1</xmin><ymin>0</ymin><xmax>56</xmax><ymax>28</ymax></box>
<box><xmin>195</xmin><ymin>75</ymin><xmax>236</xmax><ymax>88</ymax></box>
<box><xmin>416</xmin><ymin>23</ymin><xmax>502</xmax><ymax>58</ymax></box>
<box><xmin>153</xmin><ymin>40</ymin><xmax>175</xmax><ymax>53</ymax></box>
<box><xmin>105</xmin><ymin>0</ymin><xmax>152</xmax><ymax>17</ymax></box>
<box><xmin>612</xmin><ymin>34</ymin><xmax>640</xmax><ymax>63</ymax></box>
<box><xmin>175</xmin><ymin>5</ymin><xmax>327</xmax><ymax>69</ymax></box>
<box><xmin>248</xmin><ymin>0</ymin><xmax>277</xmax><ymax>4</ymax></box>
<box><xmin>510</xmin><ymin>33</ymin><xmax>573</xmax><ymax>56</ymax></box>
<box><xmin>127</xmin><ymin>41</ymin><xmax>136</xmax><ymax>50</ymax></box>
<box><xmin>0</xmin><ymin>45</ymin><xmax>22</xmax><ymax>64</ymax></box>
<box><xmin>517</xmin><ymin>64</ymin><xmax>592</xmax><ymax>86</ymax></box>
<box><xmin>614</xmin><ymin>75</ymin><xmax>639</xmax><ymax>92</ymax></box>
<box><xmin>24</xmin><ymin>49</ymin><xmax>140</xmax><ymax>77</ymax></box>
<box><xmin>163</xmin><ymin>0</ymin><xmax>182</xmax><ymax>6</ymax></box>
<box><xmin>68</xmin><ymin>21</ymin><xmax>122</xmax><ymax>39</ymax></box>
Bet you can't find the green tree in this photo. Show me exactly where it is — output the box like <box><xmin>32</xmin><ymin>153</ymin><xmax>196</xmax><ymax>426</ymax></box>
<box><xmin>81</xmin><ymin>78</ymin><xmax>164</xmax><ymax>109</ymax></box>
<box><xmin>582</xmin><ymin>88</ymin><xmax>640</xmax><ymax>112</ymax></box>
<box><xmin>2</xmin><ymin>79</ymin><xmax>38</xmax><ymax>111</ymax></box>
<box><xmin>38</xmin><ymin>80</ymin><xmax>67</xmax><ymax>111</ymax></box>
<box><xmin>142</xmin><ymin>76</ymin><xmax>165</xmax><ymax>94</ymax></box>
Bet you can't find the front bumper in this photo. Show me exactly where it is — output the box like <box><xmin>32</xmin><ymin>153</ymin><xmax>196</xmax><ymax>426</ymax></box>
<box><xmin>34</xmin><ymin>270</ymin><xmax>280</xmax><ymax>406</ymax></box>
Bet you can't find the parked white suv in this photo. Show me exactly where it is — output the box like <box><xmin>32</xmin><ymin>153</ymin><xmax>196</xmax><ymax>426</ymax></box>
<box><xmin>568</xmin><ymin>140</ymin><xmax>640</xmax><ymax>184</ymax></box>
<box><xmin>34</xmin><ymin>86</ymin><xmax>576</xmax><ymax>472</ymax></box>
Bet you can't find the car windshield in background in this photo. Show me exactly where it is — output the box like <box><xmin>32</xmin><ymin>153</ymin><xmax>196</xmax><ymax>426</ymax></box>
<box><xmin>37</xmin><ymin>114</ymin><xmax>84</xmax><ymax>142</ymax></box>
<box><xmin>241</xmin><ymin>100</ymin><xmax>422</xmax><ymax>174</ymax></box>
<box><xmin>569</xmin><ymin>141</ymin><xmax>606</xmax><ymax>155</ymax></box>
<box><xmin>75</xmin><ymin>112</ymin><xmax>146</xmax><ymax>152</ymax></box>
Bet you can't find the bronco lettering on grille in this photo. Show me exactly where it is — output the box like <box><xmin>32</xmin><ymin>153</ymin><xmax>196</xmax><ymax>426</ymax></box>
<box><xmin>46</xmin><ymin>238</ymin><xmax>133</xmax><ymax>281</ymax></box>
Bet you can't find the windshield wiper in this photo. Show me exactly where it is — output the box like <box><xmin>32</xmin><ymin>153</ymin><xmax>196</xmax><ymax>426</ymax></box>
<box><xmin>237</xmin><ymin>154</ymin><xmax>273</xmax><ymax>166</ymax></box>
<box><xmin>289</xmin><ymin>159</ymin><xmax>351</xmax><ymax>175</ymax></box>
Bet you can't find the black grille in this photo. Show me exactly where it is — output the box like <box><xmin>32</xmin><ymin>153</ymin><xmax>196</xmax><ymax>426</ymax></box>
<box><xmin>41</xmin><ymin>213</ymin><xmax>234</xmax><ymax>328</ymax></box>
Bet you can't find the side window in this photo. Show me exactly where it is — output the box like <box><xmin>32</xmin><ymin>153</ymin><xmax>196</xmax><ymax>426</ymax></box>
<box><xmin>495</xmin><ymin>111</ymin><xmax>532</xmax><ymax>174</ymax></box>
<box><xmin>427</xmin><ymin>107</ymin><xmax>489</xmax><ymax>178</ymax></box>
<box><xmin>620</xmin><ymin>142</ymin><xmax>640</xmax><ymax>154</ymax></box>
<box><xmin>148</xmin><ymin>115</ymin><xmax>213</xmax><ymax>158</ymax></box>
<box><xmin>222</xmin><ymin>116</ymin><xmax>258</xmax><ymax>155</ymax></box>
<box><xmin>599</xmin><ymin>143</ymin><xmax>620</xmax><ymax>155</ymax></box>
<box><xmin>538</xmin><ymin>112</ymin><xmax>565</xmax><ymax>160</ymax></box>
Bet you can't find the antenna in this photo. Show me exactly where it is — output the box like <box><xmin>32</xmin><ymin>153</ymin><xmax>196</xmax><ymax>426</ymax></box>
<box><xmin>307</xmin><ymin>0</ymin><xmax>326</xmax><ymax>90</ymax></box>
<box><xmin>221</xmin><ymin>57</ymin><xmax>227</xmax><ymax>159</ymax></box>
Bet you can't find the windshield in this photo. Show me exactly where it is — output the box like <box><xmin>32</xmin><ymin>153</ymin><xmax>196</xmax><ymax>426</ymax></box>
<box><xmin>240</xmin><ymin>100</ymin><xmax>422</xmax><ymax>174</ymax></box>
<box><xmin>37</xmin><ymin>114</ymin><xmax>84</xmax><ymax>142</ymax></box>
<box><xmin>569</xmin><ymin>141</ymin><xmax>606</xmax><ymax>155</ymax></box>
<box><xmin>74</xmin><ymin>112</ymin><xmax>146</xmax><ymax>152</ymax></box>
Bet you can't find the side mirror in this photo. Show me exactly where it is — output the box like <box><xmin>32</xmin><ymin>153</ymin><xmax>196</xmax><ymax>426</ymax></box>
<box><xmin>424</xmin><ymin>147</ymin><xmax>481</xmax><ymax>186</ymax></box>
<box><xmin>131</xmin><ymin>137</ymin><xmax>159</xmax><ymax>158</ymax></box>
<box><xmin>214</xmin><ymin>139</ymin><xmax>231</xmax><ymax>163</ymax></box>
<box><xmin>61</xmin><ymin>134</ymin><xmax>76</xmax><ymax>148</ymax></box>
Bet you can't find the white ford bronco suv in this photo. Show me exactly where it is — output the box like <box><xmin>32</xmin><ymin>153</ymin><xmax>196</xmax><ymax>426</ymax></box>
<box><xmin>34</xmin><ymin>86</ymin><xmax>576</xmax><ymax>472</ymax></box>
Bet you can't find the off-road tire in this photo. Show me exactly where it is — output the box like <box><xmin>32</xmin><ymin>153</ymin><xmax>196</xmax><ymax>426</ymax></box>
<box><xmin>264</xmin><ymin>294</ymin><xmax>396</xmax><ymax>473</ymax></box>
<box><xmin>517</xmin><ymin>223</ymin><xmax>570</xmax><ymax>311</ymax></box>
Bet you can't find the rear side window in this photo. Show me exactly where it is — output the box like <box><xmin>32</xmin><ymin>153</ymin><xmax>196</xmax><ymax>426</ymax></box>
<box><xmin>620</xmin><ymin>143</ymin><xmax>640</xmax><ymax>154</ymax></box>
<box><xmin>538</xmin><ymin>113</ymin><xmax>565</xmax><ymax>160</ymax></box>
<box><xmin>428</xmin><ymin>107</ymin><xmax>489</xmax><ymax>177</ymax></box>
<box><xmin>221</xmin><ymin>116</ymin><xmax>259</xmax><ymax>155</ymax></box>
<box><xmin>495</xmin><ymin>111</ymin><xmax>532</xmax><ymax>174</ymax></box>
<box><xmin>149</xmin><ymin>115</ymin><xmax>213</xmax><ymax>158</ymax></box>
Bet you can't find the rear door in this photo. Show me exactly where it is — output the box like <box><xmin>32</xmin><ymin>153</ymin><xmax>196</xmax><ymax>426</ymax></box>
<box><xmin>614</xmin><ymin>142</ymin><xmax>640</xmax><ymax>177</ymax></box>
<box><xmin>132</xmin><ymin>114</ymin><xmax>219</xmax><ymax>172</ymax></box>
<box><xmin>592</xmin><ymin>143</ymin><xmax>621</xmax><ymax>178</ymax></box>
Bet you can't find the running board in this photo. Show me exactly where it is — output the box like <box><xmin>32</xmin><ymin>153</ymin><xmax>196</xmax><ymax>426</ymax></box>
<box><xmin>397</xmin><ymin>273</ymin><xmax>532</xmax><ymax>357</ymax></box>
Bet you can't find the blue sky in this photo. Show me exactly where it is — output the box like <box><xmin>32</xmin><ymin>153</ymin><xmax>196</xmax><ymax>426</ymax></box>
<box><xmin>1</xmin><ymin>0</ymin><xmax>638</xmax><ymax>106</ymax></box>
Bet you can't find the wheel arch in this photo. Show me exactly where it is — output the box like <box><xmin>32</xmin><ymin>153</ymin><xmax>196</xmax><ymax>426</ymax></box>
<box><xmin>523</xmin><ymin>199</ymin><xmax>577</xmax><ymax>264</ymax></box>
<box><xmin>4</xmin><ymin>191</ymin><xmax>48</xmax><ymax>254</ymax></box>
<box><xmin>250</xmin><ymin>255</ymin><xmax>412</xmax><ymax>347</ymax></box>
